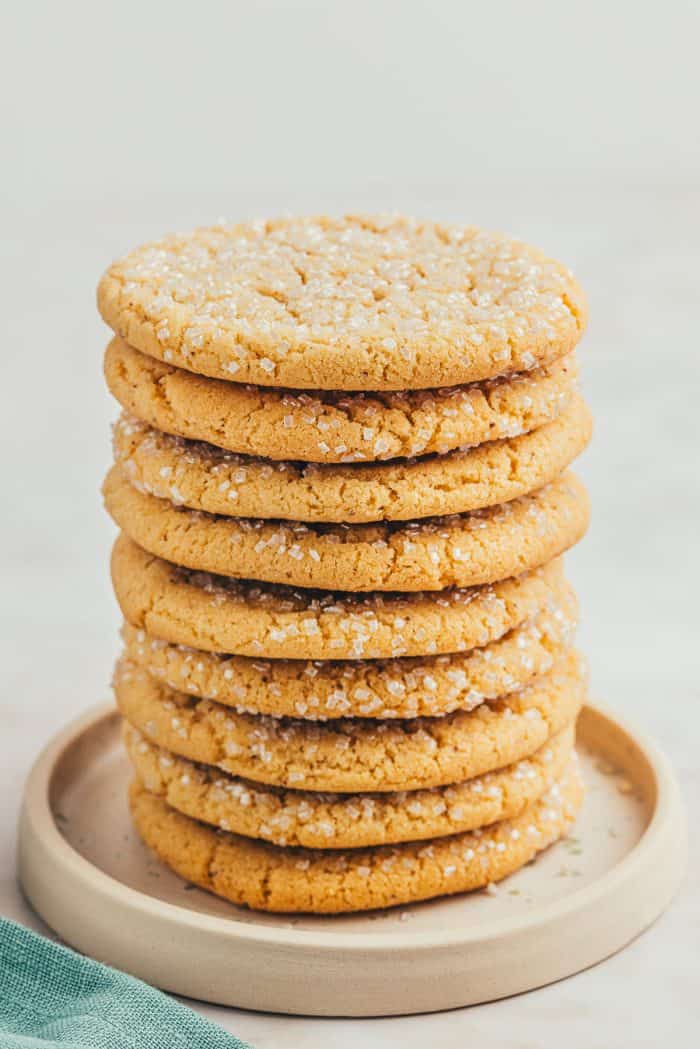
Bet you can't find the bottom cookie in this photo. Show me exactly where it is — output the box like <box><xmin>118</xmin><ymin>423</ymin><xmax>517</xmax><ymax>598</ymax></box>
<box><xmin>129</xmin><ymin>759</ymin><xmax>583</xmax><ymax>913</ymax></box>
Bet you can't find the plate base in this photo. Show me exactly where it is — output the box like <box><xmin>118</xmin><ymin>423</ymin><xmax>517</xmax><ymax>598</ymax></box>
<box><xmin>19</xmin><ymin>703</ymin><xmax>686</xmax><ymax>1015</ymax></box>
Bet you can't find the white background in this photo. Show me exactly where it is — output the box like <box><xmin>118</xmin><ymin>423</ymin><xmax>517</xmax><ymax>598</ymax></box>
<box><xmin>1</xmin><ymin>2</ymin><xmax>698</xmax><ymax>1046</ymax></box>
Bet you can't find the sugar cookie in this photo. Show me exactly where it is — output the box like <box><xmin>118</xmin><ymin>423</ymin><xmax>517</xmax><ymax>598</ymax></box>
<box><xmin>111</xmin><ymin>535</ymin><xmax>567</xmax><ymax>660</ymax></box>
<box><xmin>129</xmin><ymin>761</ymin><xmax>583</xmax><ymax>912</ymax></box>
<box><xmin>98</xmin><ymin>216</ymin><xmax>586</xmax><ymax>391</ymax></box>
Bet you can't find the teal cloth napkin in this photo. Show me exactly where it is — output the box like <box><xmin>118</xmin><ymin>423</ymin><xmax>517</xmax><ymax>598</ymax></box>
<box><xmin>0</xmin><ymin>918</ymin><xmax>252</xmax><ymax>1048</ymax></box>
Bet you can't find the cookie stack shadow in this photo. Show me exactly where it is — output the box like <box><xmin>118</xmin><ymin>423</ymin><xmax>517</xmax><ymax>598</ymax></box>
<box><xmin>99</xmin><ymin>216</ymin><xmax>591</xmax><ymax>914</ymax></box>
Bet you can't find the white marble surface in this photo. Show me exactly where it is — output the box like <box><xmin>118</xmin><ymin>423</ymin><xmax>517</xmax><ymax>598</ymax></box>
<box><xmin>2</xmin><ymin>3</ymin><xmax>698</xmax><ymax>1045</ymax></box>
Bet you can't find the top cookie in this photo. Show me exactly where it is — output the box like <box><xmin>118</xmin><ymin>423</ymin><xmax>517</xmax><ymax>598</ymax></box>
<box><xmin>97</xmin><ymin>215</ymin><xmax>587</xmax><ymax>391</ymax></box>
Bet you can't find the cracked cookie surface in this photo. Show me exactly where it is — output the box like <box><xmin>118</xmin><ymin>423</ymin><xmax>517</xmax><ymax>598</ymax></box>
<box><xmin>120</xmin><ymin>587</ymin><xmax>577</xmax><ymax>719</ymax></box>
<box><xmin>105</xmin><ymin>337</ymin><xmax>578</xmax><ymax>463</ymax></box>
<box><xmin>125</xmin><ymin>721</ymin><xmax>574</xmax><ymax>848</ymax></box>
<box><xmin>115</xmin><ymin>653</ymin><xmax>585</xmax><ymax>792</ymax></box>
<box><xmin>129</xmin><ymin>759</ymin><xmax>583</xmax><ymax>912</ymax></box>
<box><xmin>112</xmin><ymin>395</ymin><xmax>591</xmax><ymax>523</ymax></box>
<box><xmin>104</xmin><ymin>466</ymin><xmax>589</xmax><ymax>591</ymax></box>
<box><xmin>111</xmin><ymin>535</ymin><xmax>567</xmax><ymax>659</ymax></box>
<box><xmin>98</xmin><ymin>215</ymin><xmax>587</xmax><ymax>392</ymax></box>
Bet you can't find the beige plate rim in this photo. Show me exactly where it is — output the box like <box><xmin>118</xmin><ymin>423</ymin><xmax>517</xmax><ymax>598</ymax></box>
<box><xmin>19</xmin><ymin>701</ymin><xmax>685</xmax><ymax>953</ymax></box>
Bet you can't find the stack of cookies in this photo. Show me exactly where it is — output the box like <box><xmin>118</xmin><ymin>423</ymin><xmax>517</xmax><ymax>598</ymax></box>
<box><xmin>99</xmin><ymin>215</ymin><xmax>591</xmax><ymax>913</ymax></box>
